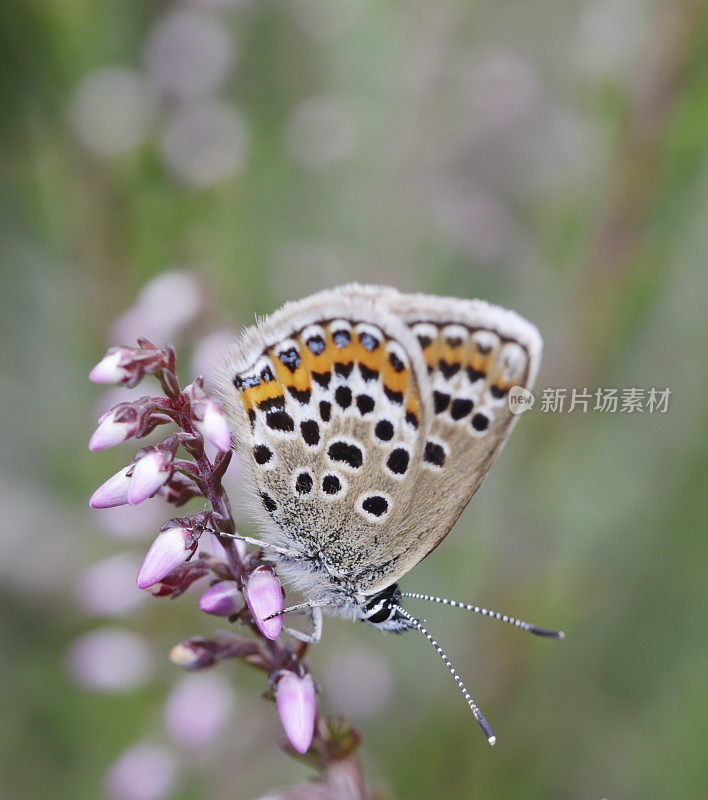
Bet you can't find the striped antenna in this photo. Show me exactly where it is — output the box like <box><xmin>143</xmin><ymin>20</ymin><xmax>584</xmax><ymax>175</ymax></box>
<box><xmin>392</xmin><ymin>604</ymin><xmax>496</xmax><ymax>746</ymax></box>
<box><xmin>401</xmin><ymin>592</ymin><xmax>565</xmax><ymax>639</ymax></box>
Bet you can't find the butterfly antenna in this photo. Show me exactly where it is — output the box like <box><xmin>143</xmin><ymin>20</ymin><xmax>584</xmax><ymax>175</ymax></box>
<box><xmin>392</xmin><ymin>604</ymin><xmax>496</xmax><ymax>746</ymax></box>
<box><xmin>401</xmin><ymin>592</ymin><xmax>565</xmax><ymax>640</ymax></box>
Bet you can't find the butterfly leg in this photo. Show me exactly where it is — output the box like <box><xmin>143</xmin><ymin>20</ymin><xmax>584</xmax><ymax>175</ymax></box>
<box><xmin>284</xmin><ymin>606</ymin><xmax>323</xmax><ymax>644</ymax></box>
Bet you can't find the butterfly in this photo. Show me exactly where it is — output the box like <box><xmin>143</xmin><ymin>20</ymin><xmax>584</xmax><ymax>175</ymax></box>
<box><xmin>214</xmin><ymin>283</ymin><xmax>562</xmax><ymax>743</ymax></box>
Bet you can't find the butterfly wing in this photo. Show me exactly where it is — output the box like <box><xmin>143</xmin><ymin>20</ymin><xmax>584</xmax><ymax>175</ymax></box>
<box><xmin>378</xmin><ymin>291</ymin><xmax>542</xmax><ymax>578</ymax></box>
<box><xmin>215</xmin><ymin>286</ymin><xmax>434</xmax><ymax>600</ymax></box>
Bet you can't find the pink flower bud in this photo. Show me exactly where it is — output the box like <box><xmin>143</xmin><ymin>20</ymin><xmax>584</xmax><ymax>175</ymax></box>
<box><xmin>90</xmin><ymin>465</ymin><xmax>133</xmax><ymax>508</ymax></box>
<box><xmin>275</xmin><ymin>672</ymin><xmax>316</xmax><ymax>754</ymax></box>
<box><xmin>168</xmin><ymin>640</ymin><xmax>217</xmax><ymax>671</ymax></box>
<box><xmin>89</xmin><ymin>349</ymin><xmax>132</xmax><ymax>385</ymax></box>
<box><xmin>198</xmin><ymin>581</ymin><xmax>241</xmax><ymax>616</ymax></box>
<box><xmin>195</xmin><ymin>401</ymin><xmax>231</xmax><ymax>452</ymax></box>
<box><xmin>137</xmin><ymin>527</ymin><xmax>194</xmax><ymax>589</ymax></box>
<box><xmin>184</xmin><ymin>383</ymin><xmax>232</xmax><ymax>452</ymax></box>
<box><xmin>89</xmin><ymin>408</ymin><xmax>138</xmax><ymax>451</ymax></box>
<box><xmin>127</xmin><ymin>451</ymin><xmax>172</xmax><ymax>505</ymax></box>
<box><xmin>242</xmin><ymin>566</ymin><xmax>283</xmax><ymax>640</ymax></box>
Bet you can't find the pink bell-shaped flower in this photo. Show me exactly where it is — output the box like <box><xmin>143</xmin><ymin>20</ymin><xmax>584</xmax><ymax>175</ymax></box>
<box><xmin>137</xmin><ymin>527</ymin><xmax>195</xmax><ymax>590</ymax></box>
<box><xmin>275</xmin><ymin>671</ymin><xmax>316</xmax><ymax>754</ymax></box>
<box><xmin>89</xmin><ymin>465</ymin><xmax>133</xmax><ymax>508</ymax></box>
<box><xmin>242</xmin><ymin>566</ymin><xmax>283</xmax><ymax>640</ymax></box>
<box><xmin>127</xmin><ymin>451</ymin><xmax>172</xmax><ymax>505</ymax></box>
<box><xmin>198</xmin><ymin>581</ymin><xmax>241</xmax><ymax>617</ymax></box>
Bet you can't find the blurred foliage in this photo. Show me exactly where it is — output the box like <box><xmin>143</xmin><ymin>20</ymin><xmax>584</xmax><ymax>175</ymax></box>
<box><xmin>1</xmin><ymin>1</ymin><xmax>707</xmax><ymax>799</ymax></box>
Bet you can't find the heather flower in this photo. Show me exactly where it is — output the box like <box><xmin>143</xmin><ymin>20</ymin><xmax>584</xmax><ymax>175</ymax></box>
<box><xmin>88</xmin><ymin>338</ymin><xmax>365</xmax><ymax>795</ymax></box>
<box><xmin>275</xmin><ymin>671</ymin><xmax>317</xmax><ymax>755</ymax></box>
<box><xmin>184</xmin><ymin>381</ymin><xmax>231</xmax><ymax>452</ymax></box>
<box><xmin>136</xmin><ymin>526</ymin><xmax>196</xmax><ymax>590</ymax></box>
<box><xmin>90</xmin><ymin>465</ymin><xmax>133</xmax><ymax>509</ymax></box>
<box><xmin>89</xmin><ymin>406</ymin><xmax>140</xmax><ymax>450</ymax></box>
<box><xmin>199</xmin><ymin>581</ymin><xmax>241</xmax><ymax>617</ymax></box>
<box><xmin>127</xmin><ymin>450</ymin><xmax>173</xmax><ymax>505</ymax></box>
<box><xmin>243</xmin><ymin>565</ymin><xmax>284</xmax><ymax>640</ymax></box>
<box><xmin>89</xmin><ymin>348</ymin><xmax>134</xmax><ymax>385</ymax></box>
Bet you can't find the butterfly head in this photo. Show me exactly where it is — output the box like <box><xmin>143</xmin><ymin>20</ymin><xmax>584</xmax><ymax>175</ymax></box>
<box><xmin>358</xmin><ymin>583</ymin><xmax>413</xmax><ymax>633</ymax></box>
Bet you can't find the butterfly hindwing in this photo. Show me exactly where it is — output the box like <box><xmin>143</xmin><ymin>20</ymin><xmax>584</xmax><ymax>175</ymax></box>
<box><xmin>379</xmin><ymin>292</ymin><xmax>542</xmax><ymax>578</ymax></box>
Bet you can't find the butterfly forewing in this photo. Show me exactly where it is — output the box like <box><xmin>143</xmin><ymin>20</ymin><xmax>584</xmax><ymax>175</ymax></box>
<box><xmin>216</xmin><ymin>285</ymin><xmax>540</xmax><ymax>601</ymax></box>
<box><xmin>218</xmin><ymin>289</ymin><xmax>432</xmax><ymax>598</ymax></box>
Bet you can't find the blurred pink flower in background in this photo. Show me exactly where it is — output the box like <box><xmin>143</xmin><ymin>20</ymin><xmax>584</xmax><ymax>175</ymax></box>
<box><xmin>104</xmin><ymin>743</ymin><xmax>178</xmax><ymax>800</ymax></box>
<box><xmin>110</xmin><ymin>271</ymin><xmax>205</xmax><ymax>345</ymax></box>
<box><xmin>285</xmin><ymin>94</ymin><xmax>356</xmax><ymax>167</ymax></box>
<box><xmin>464</xmin><ymin>50</ymin><xmax>542</xmax><ymax>134</ymax></box>
<box><xmin>76</xmin><ymin>553</ymin><xmax>146</xmax><ymax>617</ymax></box>
<box><xmin>163</xmin><ymin>672</ymin><xmax>236</xmax><ymax>752</ymax></box>
<box><xmin>144</xmin><ymin>10</ymin><xmax>234</xmax><ymax>101</ymax></box>
<box><xmin>431</xmin><ymin>187</ymin><xmax>514</xmax><ymax>263</ymax></box>
<box><xmin>191</xmin><ymin>329</ymin><xmax>239</xmax><ymax>389</ymax></box>
<box><xmin>69</xmin><ymin>67</ymin><xmax>156</xmax><ymax>157</ymax></box>
<box><xmin>323</xmin><ymin>645</ymin><xmax>393</xmax><ymax>719</ymax></box>
<box><xmin>67</xmin><ymin>628</ymin><xmax>154</xmax><ymax>692</ymax></box>
<box><xmin>161</xmin><ymin>99</ymin><xmax>248</xmax><ymax>188</ymax></box>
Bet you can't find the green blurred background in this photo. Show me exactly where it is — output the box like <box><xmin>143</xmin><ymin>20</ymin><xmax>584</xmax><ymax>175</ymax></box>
<box><xmin>2</xmin><ymin>1</ymin><xmax>707</xmax><ymax>798</ymax></box>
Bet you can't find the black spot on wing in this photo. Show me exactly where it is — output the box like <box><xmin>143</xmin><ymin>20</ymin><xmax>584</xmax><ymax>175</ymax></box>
<box><xmin>300</xmin><ymin>419</ymin><xmax>320</xmax><ymax>446</ymax></box>
<box><xmin>374</xmin><ymin>420</ymin><xmax>394</xmax><ymax>441</ymax></box>
<box><xmin>450</xmin><ymin>398</ymin><xmax>474</xmax><ymax>420</ymax></box>
<box><xmin>253</xmin><ymin>445</ymin><xmax>272</xmax><ymax>465</ymax></box>
<box><xmin>466</xmin><ymin>366</ymin><xmax>485</xmax><ymax>383</ymax></box>
<box><xmin>328</xmin><ymin>441</ymin><xmax>363</xmax><ymax>469</ymax></box>
<box><xmin>356</xmin><ymin>394</ymin><xmax>375</xmax><ymax>415</ymax></box>
<box><xmin>383</xmin><ymin>386</ymin><xmax>403</xmax><ymax>404</ymax></box>
<box><xmin>335</xmin><ymin>385</ymin><xmax>352</xmax><ymax>409</ymax></box>
<box><xmin>362</xmin><ymin>495</ymin><xmax>388</xmax><ymax>517</ymax></box>
<box><xmin>260</xmin><ymin>492</ymin><xmax>277</xmax><ymax>513</ymax></box>
<box><xmin>334</xmin><ymin>362</ymin><xmax>354</xmax><ymax>378</ymax></box>
<box><xmin>472</xmin><ymin>413</ymin><xmax>489</xmax><ymax>432</ymax></box>
<box><xmin>359</xmin><ymin>364</ymin><xmax>379</xmax><ymax>382</ymax></box>
<box><xmin>433</xmin><ymin>391</ymin><xmax>451</xmax><ymax>414</ymax></box>
<box><xmin>295</xmin><ymin>471</ymin><xmax>313</xmax><ymax>494</ymax></box>
<box><xmin>423</xmin><ymin>441</ymin><xmax>445</xmax><ymax>467</ymax></box>
<box><xmin>386</xmin><ymin>448</ymin><xmax>409</xmax><ymax>475</ymax></box>
<box><xmin>266</xmin><ymin>410</ymin><xmax>294</xmax><ymax>432</ymax></box>
<box><xmin>288</xmin><ymin>387</ymin><xmax>311</xmax><ymax>405</ymax></box>
<box><xmin>439</xmin><ymin>360</ymin><xmax>460</xmax><ymax>379</ymax></box>
<box><xmin>319</xmin><ymin>400</ymin><xmax>332</xmax><ymax>422</ymax></box>
<box><xmin>388</xmin><ymin>351</ymin><xmax>405</xmax><ymax>372</ymax></box>
<box><xmin>322</xmin><ymin>474</ymin><xmax>342</xmax><ymax>495</ymax></box>
<box><xmin>258</xmin><ymin>396</ymin><xmax>286</xmax><ymax>413</ymax></box>
<box><xmin>312</xmin><ymin>371</ymin><xmax>331</xmax><ymax>389</ymax></box>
